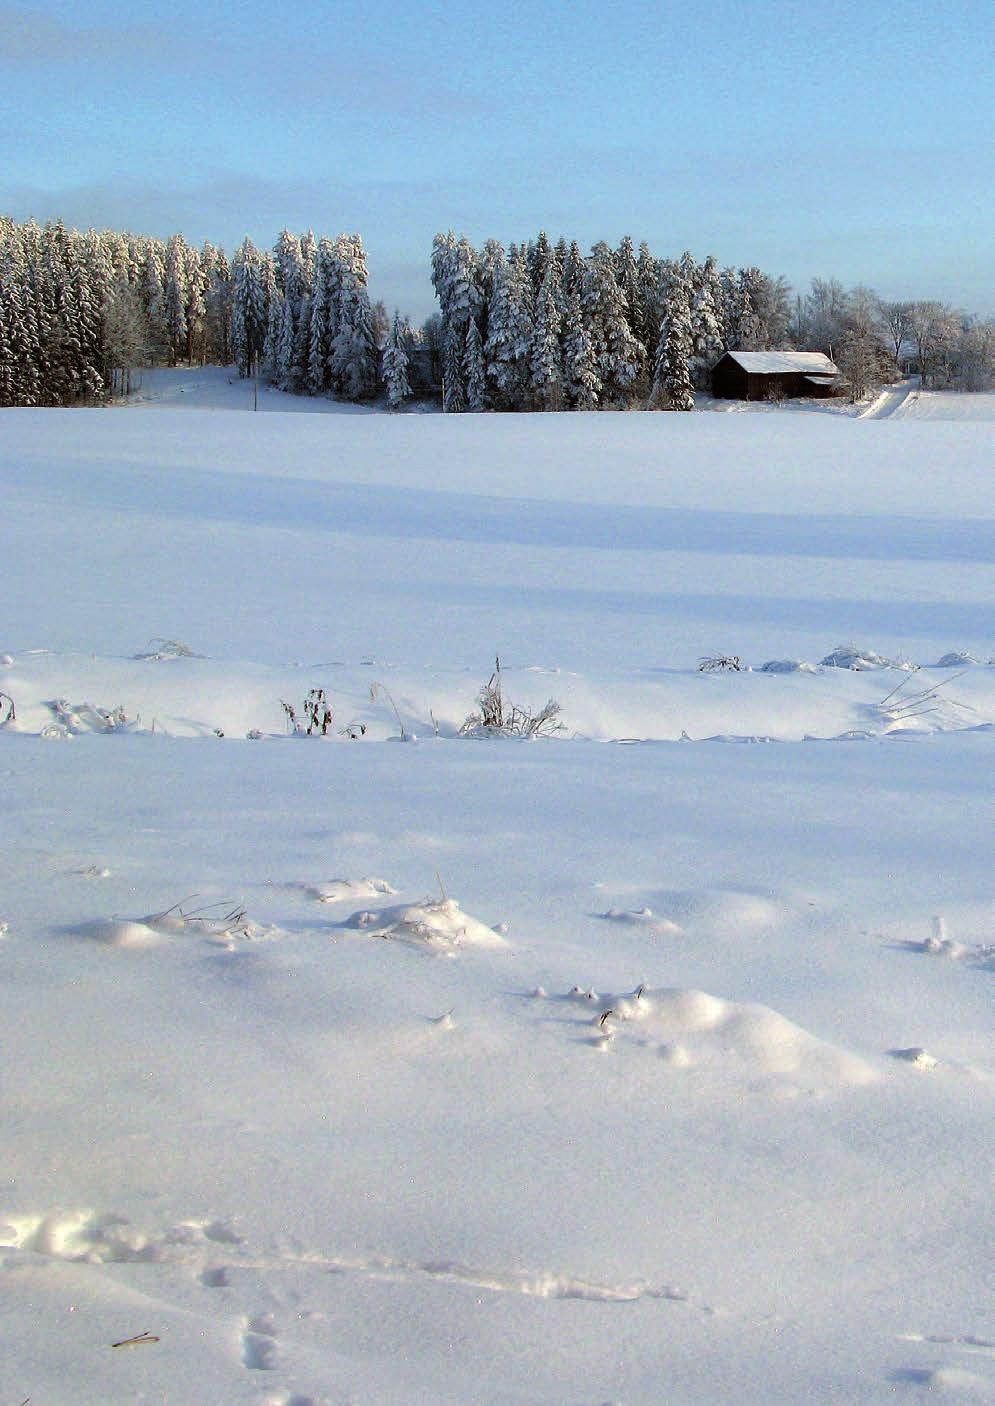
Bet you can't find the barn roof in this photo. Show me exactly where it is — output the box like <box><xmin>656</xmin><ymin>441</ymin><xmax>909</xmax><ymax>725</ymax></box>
<box><xmin>725</xmin><ymin>351</ymin><xmax>839</xmax><ymax>375</ymax></box>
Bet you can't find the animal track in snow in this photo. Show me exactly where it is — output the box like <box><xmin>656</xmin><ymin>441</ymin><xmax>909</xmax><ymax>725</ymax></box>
<box><xmin>899</xmin><ymin>1332</ymin><xmax>994</xmax><ymax>1354</ymax></box>
<box><xmin>317</xmin><ymin>1252</ymin><xmax>695</xmax><ymax>1307</ymax></box>
<box><xmin>1</xmin><ymin>1209</ymin><xmax>243</xmax><ymax>1264</ymax></box>
<box><xmin>599</xmin><ymin>907</ymin><xmax>683</xmax><ymax>936</ymax></box>
<box><xmin>242</xmin><ymin>1312</ymin><xmax>280</xmax><ymax>1369</ymax></box>
<box><xmin>2</xmin><ymin>1208</ymin><xmax>709</xmax><ymax>1316</ymax></box>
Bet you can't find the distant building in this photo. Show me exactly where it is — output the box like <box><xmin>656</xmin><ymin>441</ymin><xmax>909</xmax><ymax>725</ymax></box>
<box><xmin>711</xmin><ymin>350</ymin><xmax>842</xmax><ymax>401</ymax></box>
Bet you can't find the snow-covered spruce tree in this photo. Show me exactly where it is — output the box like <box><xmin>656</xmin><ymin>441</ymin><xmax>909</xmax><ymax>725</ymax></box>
<box><xmin>485</xmin><ymin>245</ymin><xmax>533</xmax><ymax>410</ymax></box>
<box><xmin>163</xmin><ymin>235</ymin><xmax>188</xmax><ymax>366</ymax></box>
<box><xmin>273</xmin><ymin>229</ymin><xmax>305</xmax><ymax>311</ymax></box>
<box><xmin>230</xmin><ymin>238</ymin><xmax>269</xmax><ymax>376</ymax></box>
<box><xmin>140</xmin><ymin>242</ymin><xmax>168</xmax><ymax>360</ymax></box>
<box><xmin>201</xmin><ymin>243</ymin><xmax>231</xmax><ymax>363</ymax></box>
<box><xmin>0</xmin><ymin>272</ymin><xmax>15</xmax><ymax>406</ymax></box>
<box><xmin>615</xmin><ymin>235</ymin><xmax>645</xmax><ymax>346</ymax></box>
<box><xmin>464</xmin><ymin>317</ymin><xmax>487</xmax><ymax>410</ymax></box>
<box><xmin>654</xmin><ymin>268</ymin><xmax>695</xmax><ymax>411</ymax></box>
<box><xmin>562</xmin><ymin>284</ymin><xmax>601</xmax><ymax>409</ymax></box>
<box><xmin>0</xmin><ymin>229</ymin><xmax>40</xmax><ymax>405</ymax></box>
<box><xmin>328</xmin><ymin>234</ymin><xmax>377</xmax><ymax>401</ymax></box>
<box><xmin>528</xmin><ymin>229</ymin><xmax>556</xmax><ymax>300</ymax></box>
<box><xmin>583</xmin><ymin>241</ymin><xmax>644</xmax><ymax>405</ymax></box>
<box><xmin>263</xmin><ymin>290</ymin><xmax>284</xmax><ymax>382</ymax></box>
<box><xmin>561</xmin><ymin>240</ymin><xmax>586</xmax><ymax>301</ymax></box>
<box><xmin>722</xmin><ymin>268</ymin><xmax>762</xmax><ymax>351</ymax></box>
<box><xmin>475</xmin><ymin>237</ymin><xmax>507</xmax><ymax>346</ymax></box>
<box><xmin>306</xmin><ymin>238</ymin><xmax>339</xmax><ymax>394</ymax></box>
<box><xmin>431</xmin><ymin>230</ymin><xmax>480</xmax><ymax>410</ymax></box>
<box><xmin>64</xmin><ymin>235</ymin><xmax>104</xmax><ymax>400</ymax></box>
<box><xmin>383</xmin><ymin>311</ymin><xmax>413</xmax><ymax>409</ymax></box>
<box><xmin>688</xmin><ymin>253</ymin><xmax>725</xmax><ymax>386</ymax></box>
<box><xmin>290</xmin><ymin>292</ymin><xmax>312</xmax><ymax>391</ymax></box>
<box><xmin>442</xmin><ymin>323</ymin><xmax>466</xmax><ymax>412</ymax></box>
<box><xmin>529</xmin><ymin>265</ymin><xmax>563</xmax><ymax>410</ymax></box>
<box><xmin>267</xmin><ymin>292</ymin><xmax>294</xmax><ymax>387</ymax></box>
<box><xmin>182</xmin><ymin>241</ymin><xmax>207</xmax><ymax>363</ymax></box>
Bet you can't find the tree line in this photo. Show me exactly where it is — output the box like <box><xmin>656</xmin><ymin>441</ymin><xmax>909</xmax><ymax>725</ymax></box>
<box><xmin>426</xmin><ymin>231</ymin><xmax>994</xmax><ymax>409</ymax></box>
<box><xmin>0</xmin><ymin>217</ymin><xmax>383</xmax><ymax>408</ymax></box>
<box><xmin>1</xmin><ymin>214</ymin><xmax>991</xmax><ymax>410</ymax></box>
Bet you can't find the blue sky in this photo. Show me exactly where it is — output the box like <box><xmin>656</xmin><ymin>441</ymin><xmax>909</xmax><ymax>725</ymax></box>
<box><xmin>2</xmin><ymin>0</ymin><xmax>991</xmax><ymax>321</ymax></box>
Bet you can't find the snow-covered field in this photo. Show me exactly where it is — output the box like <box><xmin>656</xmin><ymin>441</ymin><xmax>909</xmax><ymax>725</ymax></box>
<box><xmin>2</xmin><ymin>377</ymin><xmax>992</xmax><ymax>1405</ymax></box>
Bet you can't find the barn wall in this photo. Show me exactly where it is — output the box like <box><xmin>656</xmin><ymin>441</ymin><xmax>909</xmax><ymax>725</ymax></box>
<box><xmin>710</xmin><ymin>357</ymin><xmax>748</xmax><ymax>399</ymax></box>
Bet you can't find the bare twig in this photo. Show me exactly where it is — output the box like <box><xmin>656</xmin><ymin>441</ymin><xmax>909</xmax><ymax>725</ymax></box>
<box><xmin>370</xmin><ymin>682</ymin><xmax>408</xmax><ymax>741</ymax></box>
<box><xmin>111</xmin><ymin>1331</ymin><xmax>160</xmax><ymax>1347</ymax></box>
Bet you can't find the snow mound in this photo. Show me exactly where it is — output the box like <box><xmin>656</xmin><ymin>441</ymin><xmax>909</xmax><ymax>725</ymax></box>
<box><xmin>931</xmin><ymin>651</ymin><xmax>979</xmax><ymax>668</ymax></box>
<box><xmin>73</xmin><ymin>903</ymin><xmax>273</xmax><ymax>948</ymax></box>
<box><xmin>308</xmin><ymin>876</ymin><xmax>397</xmax><ymax>904</ymax></box>
<box><xmin>341</xmin><ymin>896</ymin><xmax>508</xmax><ymax>950</ymax></box>
<box><xmin>647</xmin><ymin>886</ymin><xmax>790</xmax><ymax>934</ymax></box>
<box><xmin>133</xmin><ymin>637</ymin><xmax>205</xmax><ymax>661</ymax></box>
<box><xmin>759</xmin><ymin>659</ymin><xmax>818</xmax><ymax>674</ymax></box>
<box><xmin>579</xmin><ymin>985</ymin><xmax>875</xmax><ymax>1087</ymax></box>
<box><xmin>3</xmin><ymin>1208</ymin><xmax>241</xmax><ymax>1264</ymax></box>
<box><xmin>820</xmin><ymin>644</ymin><xmax>914</xmax><ymax>671</ymax></box>
<box><xmin>601</xmin><ymin>907</ymin><xmax>684</xmax><ymax>936</ymax></box>
<box><xmin>73</xmin><ymin>918</ymin><xmax>163</xmax><ymax>948</ymax></box>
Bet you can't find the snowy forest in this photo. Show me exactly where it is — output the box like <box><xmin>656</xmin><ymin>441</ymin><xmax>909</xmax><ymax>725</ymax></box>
<box><xmin>1</xmin><ymin>214</ymin><xmax>992</xmax><ymax>410</ymax></box>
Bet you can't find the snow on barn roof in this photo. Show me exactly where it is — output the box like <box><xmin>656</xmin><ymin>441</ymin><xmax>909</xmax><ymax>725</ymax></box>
<box><xmin>727</xmin><ymin>351</ymin><xmax>839</xmax><ymax>375</ymax></box>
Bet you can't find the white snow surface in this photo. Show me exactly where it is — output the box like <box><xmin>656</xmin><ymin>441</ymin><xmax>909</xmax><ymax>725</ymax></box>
<box><xmin>1</xmin><ymin>376</ymin><xmax>992</xmax><ymax>1405</ymax></box>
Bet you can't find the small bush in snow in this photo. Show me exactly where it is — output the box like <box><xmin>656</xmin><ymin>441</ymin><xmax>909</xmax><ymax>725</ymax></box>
<box><xmin>821</xmin><ymin>643</ymin><xmax>916</xmax><ymax>671</ymax></box>
<box><xmin>281</xmin><ymin>688</ymin><xmax>366</xmax><ymax>739</ymax></box>
<box><xmin>459</xmin><ymin>656</ymin><xmax>564</xmax><ymax>739</ymax></box>
<box><xmin>698</xmin><ymin>655</ymin><xmax>743</xmax><ymax>672</ymax></box>
<box><xmin>43</xmin><ymin>698</ymin><xmax>130</xmax><ymax>734</ymax></box>
<box><xmin>134</xmin><ymin>638</ymin><xmax>203</xmax><ymax>661</ymax></box>
<box><xmin>0</xmin><ymin>691</ymin><xmax>14</xmax><ymax>725</ymax></box>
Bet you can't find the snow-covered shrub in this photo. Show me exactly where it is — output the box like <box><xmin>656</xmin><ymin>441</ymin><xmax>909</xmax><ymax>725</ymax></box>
<box><xmin>460</xmin><ymin>657</ymin><xmax>563</xmax><ymax>739</ymax></box>
<box><xmin>281</xmin><ymin>688</ymin><xmax>366</xmax><ymax>739</ymax></box>
<box><xmin>698</xmin><ymin>655</ymin><xmax>743</xmax><ymax>672</ymax></box>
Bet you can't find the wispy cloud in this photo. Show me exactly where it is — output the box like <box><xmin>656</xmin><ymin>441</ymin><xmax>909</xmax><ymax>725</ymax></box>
<box><xmin>0</xmin><ymin>5</ymin><xmax>182</xmax><ymax>64</ymax></box>
<box><xmin>0</xmin><ymin>6</ymin><xmax>491</xmax><ymax>123</ymax></box>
